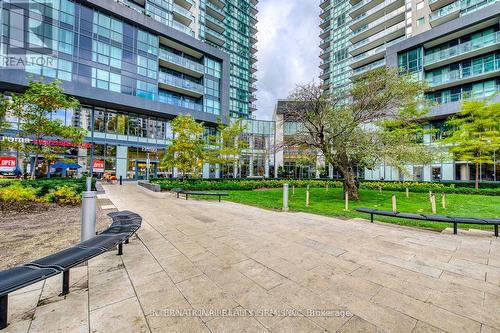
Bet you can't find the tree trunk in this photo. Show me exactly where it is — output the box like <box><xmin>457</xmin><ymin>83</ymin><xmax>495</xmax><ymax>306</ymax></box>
<box><xmin>475</xmin><ymin>162</ymin><xmax>479</xmax><ymax>191</ymax></box>
<box><xmin>342</xmin><ymin>167</ymin><xmax>360</xmax><ymax>201</ymax></box>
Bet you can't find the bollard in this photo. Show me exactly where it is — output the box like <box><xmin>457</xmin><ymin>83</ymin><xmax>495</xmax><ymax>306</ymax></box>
<box><xmin>81</xmin><ymin>191</ymin><xmax>97</xmax><ymax>241</ymax></box>
<box><xmin>120</xmin><ymin>175</ymin><xmax>123</xmax><ymax>185</ymax></box>
<box><xmin>345</xmin><ymin>192</ymin><xmax>349</xmax><ymax>211</ymax></box>
<box><xmin>442</xmin><ymin>192</ymin><xmax>446</xmax><ymax>209</ymax></box>
<box><xmin>283</xmin><ymin>183</ymin><xmax>289</xmax><ymax>212</ymax></box>
<box><xmin>86</xmin><ymin>176</ymin><xmax>92</xmax><ymax>191</ymax></box>
<box><xmin>292</xmin><ymin>185</ymin><xmax>295</xmax><ymax>196</ymax></box>
<box><xmin>306</xmin><ymin>186</ymin><xmax>310</xmax><ymax>207</ymax></box>
<box><xmin>326</xmin><ymin>182</ymin><xmax>329</xmax><ymax>192</ymax></box>
<box><xmin>392</xmin><ymin>195</ymin><xmax>397</xmax><ymax>213</ymax></box>
<box><xmin>431</xmin><ymin>194</ymin><xmax>437</xmax><ymax>214</ymax></box>
<box><xmin>406</xmin><ymin>188</ymin><xmax>409</xmax><ymax>198</ymax></box>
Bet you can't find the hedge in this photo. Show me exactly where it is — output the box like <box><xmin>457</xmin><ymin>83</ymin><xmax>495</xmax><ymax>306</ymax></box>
<box><xmin>150</xmin><ymin>178</ymin><xmax>499</xmax><ymax>196</ymax></box>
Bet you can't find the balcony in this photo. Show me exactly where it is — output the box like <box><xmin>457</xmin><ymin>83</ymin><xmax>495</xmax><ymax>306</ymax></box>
<box><xmin>206</xmin><ymin>1</ymin><xmax>225</xmax><ymax>21</ymax></box>
<box><xmin>350</xmin><ymin>0</ymin><xmax>404</xmax><ymax>31</ymax></box>
<box><xmin>428</xmin><ymin>0</ymin><xmax>456</xmax><ymax>11</ymax></box>
<box><xmin>250</xmin><ymin>73</ymin><xmax>257</xmax><ymax>83</ymax></box>
<box><xmin>320</xmin><ymin>70</ymin><xmax>330</xmax><ymax>80</ymax></box>
<box><xmin>158</xmin><ymin>48</ymin><xmax>204</xmax><ymax>78</ymax></box>
<box><xmin>427</xmin><ymin>60</ymin><xmax>500</xmax><ymax>89</ymax></box>
<box><xmin>424</xmin><ymin>32</ymin><xmax>500</xmax><ymax>70</ymax></box>
<box><xmin>319</xmin><ymin>58</ymin><xmax>331</xmax><ymax>70</ymax></box>
<box><xmin>207</xmin><ymin>0</ymin><xmax>226</xmax><ymax>9</ymax></box>
<box><xmin>320</xmin><ymin>37</ymin><xmax>331</xmax><ymax>50</ymax></box>
<box><xmin>172</xmin><ymin>3</ymin><xmax>194</xmax><ymax>25</ymax></box>
<box><xmin>352</xmin><ymin>58</ymin><xmax>386</xmax><ymax>78</ymax></box>
<box><xmin>320</xmin><ymin>0</ymin><xmax>331</xmax><ymax>10</ymax></box>
<box><xmin>429</xmin><ymin>2</ymin><xmax>460</xmax><ymax>27</ymax></box>
<box><xmin>172</xmin><ymin>20</ymin><xmax>195</xmax><ymax>37</ymax></box>
<box><xmin>320</xmin><ymin>26</ymin><xmax>332</xmax><ymax>39</ymax></box>
<box><xmin>158</xmin><ymin>72</ymin><xmax>204</xmax><ymax>97</ymax></box>
<box><xmin>350</xmin><ymin>21</ymin><xmax>405</xmax><ymax>56</ymax></box>
<box><xmin>205</xmin><ymin>27</ymin><xmax>225</xmax><ymax>46</ymax></box>
<box><xmin>173</xmin><ymin>0</ymin><xmax>194</xmax><ymax>10</ymax></box>
<box><xmin>250</xmin><ymin>84</ymin><xmax>257</xmax><ymax>92</ymax></box>
<box><xmin>427</xmin><ymin>85</ymin><xmax>500</xmax><ymax>105</ymax></box>
<box><xmin>350</xmin><ymin>6</ymin><xmax>405</xmax><ymax>44</ymax></box>
<box><xmin>350</xmin><ymin>36</ymin><xmax>405</xmax><ymax>69</ymax></box>
<box><xmin>320</xmin><ymin>48</ymin><xmax>331</xmax><ymax>60</ymax></box>
<box><xmin>205</xmin><ymin>13</ymin><xmax>225</xmax><ymax>33</ymax></box>
<box><xmin>320</xmin><ymin>16</ymin><xmax>331</xmax><ymax>30</ymax></box>
<box><xmin>350</xmin><ymin>0</ymin><xmax>384</xmax><ymax>19</ymax></box>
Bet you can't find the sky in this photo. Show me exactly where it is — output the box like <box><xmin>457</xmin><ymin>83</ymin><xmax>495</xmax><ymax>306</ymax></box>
<box><xmin>253</xmin><ymin>0</ymin><xmax>321</xmax><ymax>120</ymax></box>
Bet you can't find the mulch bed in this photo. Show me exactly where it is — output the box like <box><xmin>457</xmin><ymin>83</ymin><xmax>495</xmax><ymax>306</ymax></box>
<box><xmin>0</xmin><ymin>200</ymin><xmax>115</xmax><ymax>270</ymax></box>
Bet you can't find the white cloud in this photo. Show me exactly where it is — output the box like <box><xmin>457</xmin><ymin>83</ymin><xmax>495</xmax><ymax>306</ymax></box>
<box><xmin>253</xmin><ymin>1</ymin><xmax>321</xmax><ymax>120</ymax></box>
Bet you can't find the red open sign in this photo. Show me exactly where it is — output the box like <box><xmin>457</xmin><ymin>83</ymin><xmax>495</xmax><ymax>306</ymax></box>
<box><xmin>0</xmin><ymin>156</ymin><xmax>17</xmax><ymax>172</ymax></box>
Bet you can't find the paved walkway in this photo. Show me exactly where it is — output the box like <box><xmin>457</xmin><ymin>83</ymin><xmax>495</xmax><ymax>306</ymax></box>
<box><xmin>4</xmin><ymin>183</ymin><xmax>500</xmax><ymax>333</ymax></box>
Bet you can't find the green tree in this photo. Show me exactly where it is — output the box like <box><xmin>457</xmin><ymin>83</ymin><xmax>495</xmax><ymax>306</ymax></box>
<box><xmin>162</xmin><ymin>114</ymin><xmax>205</xmax><ymax>179</ymax></box>
<box><xmin>442</xmin><ymin>99</ymin><xmax>500</xmax><ymax>190</ymax></box>
<box><xmin>0</xmin><ymin>97</ymin><xmax>11</xmax><ymax>150</ymax></box>
<box><xmin>206</xmin><ymin>118</ymin><xmax>247</xmax><ymax>177</ymax></box>
<box><xmin>9</xmin><ymin>80</ymin><xmax>84</xmax><ymax>179</ymax></box>
<box><xmin>284</xmin><ymin>67</ymin><xmax>433</xmax><ymax>200</ymax></box>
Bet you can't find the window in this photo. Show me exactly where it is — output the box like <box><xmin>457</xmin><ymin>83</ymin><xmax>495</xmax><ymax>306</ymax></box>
<box><xmin>416</xmin><ymin>1</ymin><xmax>424</xmax><ymax>10</ymax></box>
<box><xmin>398</xmin><ymin>47</ymin><xmax>423</xmax><ymax>73</ymax></box>
<box><xmin>136</xmin><ymin>80</ymin><xmax>156</xmax><ymax>101</ymax></box>
<box><xmin>417</xmin><ymin>17</ymin><xmax>425</xmax><ymax>27</ymax></box>
<box><xmin>91</xmin><ymin>68</ymin><xmax>121</xmax><ymax>92</ymax></box>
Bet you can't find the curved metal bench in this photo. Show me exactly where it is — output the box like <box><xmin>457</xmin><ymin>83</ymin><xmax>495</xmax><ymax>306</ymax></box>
<box><xmin>0</xmin><ymin>210</ymin><xmax>142</xmax><ymax>330</ymax></box>
<box><xmin>355</xmin><ymin>208</ymin><xmax>499</xmax><ymax>237</ymax></box>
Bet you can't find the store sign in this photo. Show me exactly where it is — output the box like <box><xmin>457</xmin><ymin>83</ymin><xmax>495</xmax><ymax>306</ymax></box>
<box><xmin>0</xmin><ymin>135</ymin><xmax>92</xmax><ymax>148</ymax></box>
<box><xmin>0</xmin><ymin>156</ymin><xmax>17</xmax><ymax>172</ymax></box>
<box><xmin>141</xmin><ymin>146</ymin><xmax>158</xmax><ymax>153</ymax></box>
<box><xmin>93</xmin><ymin>160</ymin><xmax>104</xmax><ymax>173</ymax></box>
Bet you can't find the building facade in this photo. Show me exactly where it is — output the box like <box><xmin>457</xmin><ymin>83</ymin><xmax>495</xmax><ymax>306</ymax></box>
<box><xmin>319</xmin><ymin>0</ymin><xmax>500</xmax><ymax>182</ymax></box>
<box><xmin>0</xmin><ymin>0</ymin><xmax>259</xmax><ymax>179</ymax></box>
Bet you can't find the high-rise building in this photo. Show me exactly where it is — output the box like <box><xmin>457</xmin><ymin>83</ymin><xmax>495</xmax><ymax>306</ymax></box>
<box><xmin>319</xmin><ymin>0</ymin><xmax>500</xmax><ymax>182</ymax></box>
<box><xmin>117</xmin><ymin>0</ymin><xmax>258</xmax><ymax>118</ymax></box>
<box><xmin>0</xmin><ymin>0</ymin><xmax>259</xmax><ymax>179</ymax></box>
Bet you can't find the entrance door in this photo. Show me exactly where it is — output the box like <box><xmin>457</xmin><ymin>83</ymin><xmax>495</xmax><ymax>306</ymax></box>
<box><xmin>135</xmin><ymin>160</ymin><xmax>158</xmax><ymax>180</ymax></box>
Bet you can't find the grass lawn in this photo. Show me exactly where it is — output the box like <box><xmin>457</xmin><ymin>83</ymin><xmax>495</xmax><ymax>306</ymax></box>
<box><xmin>196</xmin><ymin>187</ymin><xmax>500</xmax><ymax>231</ymax></box>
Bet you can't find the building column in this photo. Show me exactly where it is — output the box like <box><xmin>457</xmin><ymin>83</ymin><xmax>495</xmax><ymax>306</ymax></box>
<box><xmin>116</xmin><ymin>145</ymin><xmax>128</xmax><ymax>180</ymax></box>
<box><xmin>202</xmin><ymin>163</ymin><xmax>210</xmax><ymax>179</ymax></box>
<box><xmin>328</xmin><ymin>164</ymin><xmax>333</xmax><ymax>179</ymax></box>
<box><xmin>248</xmin><ymin>136</ymin><xmax>255</xmax><ymax>177</ymax></box>
<box><xmin>233</xmin><ymin>162</ymin><xmax>239</xmax><ymax>178</ymax></box>
<box><xmin>264</xmin><ymin>156</ymin><xmax>269</xmax><ymax>178</ymax></box>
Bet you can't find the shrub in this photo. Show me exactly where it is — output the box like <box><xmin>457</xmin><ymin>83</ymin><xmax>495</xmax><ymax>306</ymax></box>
<box><xmin>150</xmin><ymin>178</ymin><xmax>499</xmax><ymax>195</ymax></box>
<box><xmin>0</xmin><ymin>183</ymin><xmax>44</xmax><ymax>211</ymax></box>
<box><xmin>44</xmin><ymin>185</ymin><xmax>81</xmax><ymax>205</ymax></box>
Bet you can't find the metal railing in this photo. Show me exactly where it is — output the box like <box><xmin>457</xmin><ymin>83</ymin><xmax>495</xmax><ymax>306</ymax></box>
<box><xmin>158</xmin><ymin>72</ymin><xmax>204</xmax><ymax>94</ymax></box>
<box><xmin>159</xmin><ymin>48</ymin><xmax>204</xmax><ymax>74</ymax></box>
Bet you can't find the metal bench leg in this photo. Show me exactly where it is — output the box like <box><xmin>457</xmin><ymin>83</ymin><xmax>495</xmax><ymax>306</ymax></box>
<box><xmin>453</xmin><ymin>223</ymin><xmax>457</xmax><ymax>235</ymax></box>
<box><xmin>370</xmin><ymin>214</ymin><xmax>373</xmax><ymax>223</ymax></box>
<box><xmin>0</xmin><ymin>295</ymin><xmax>7</xmax><ymax>330</ymax></box>
<box><xmin>125</xmin><ymin>238</ymin><xmax>129</xmax><ymax>244</ymax></box>
<box><xmin>117</xmin><ymin>243</ymin><xmax>123</xmax><ymax>255</ymax></box>
<box><xmin>495</xmin><ymin>225</ymin><xmax>498</xmax><ymax>237</ymax></box>
<box><xmin>185</xmin><ymin>194</ymin><xmax>188</xmax><ymax>200</ymax></box>
<box><xmin>177</xmin><ymin>192</ymin><xmax>179</xmax><ymax>199</ymax></box>
<box><xmin>61</xmin><ymin>271</ymin><xmax>70</xmax><ymax>296</ymax></box>
<box><xmin>219</xmin><ymin>195</ymin><xmax>221</xmax><ymax>202</ymax></box>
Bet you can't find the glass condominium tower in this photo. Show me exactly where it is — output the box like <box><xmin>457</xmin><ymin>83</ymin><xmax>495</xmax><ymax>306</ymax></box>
<box><xmin>0</xmin><ymin>0</ymin><xmax>260</xmax><ymax>180</ymax></box>
<box><xmin>319</xmin><ymin>0</ymin><xmax>500</xmax><ymax>182</ymax></box>
<box><xmin>138</xmin><ymin>0</ymin><xmax>259</xmax><ymax>118</ymax></box>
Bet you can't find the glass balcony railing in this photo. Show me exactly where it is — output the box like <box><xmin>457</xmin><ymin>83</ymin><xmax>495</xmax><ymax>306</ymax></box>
<box><xmin>352</xmin><ymin>6</ymin><xmax>405</xmax><ymax>38</ymax></box>
<box><xmin>205</xmin><ymin>27</ymin><xmax>225</xmax><ymax>42</ymax></box>
<box><xmin>350</xmin><ymin>21</ymin><xmax>405</xmax><ymax>51</ymax></box>
<box><xmin>427</xmin><ymin>85</ymin><xmax>500</xmax><ymax>105</ymax></box>
<box><xmin>429</xmin><ymin>1</ymin><xmax>461</xmax><ymax>21</ymax></box>
<box><xmin>351</xmin><ymin>0</ymin><xmax>401</xmax><ymax>26</ymax></box>
<box><xmin>425</xmin><ymin>32</ymin><xmax>500</xmax><ymax>66</ymax></box>
<box><xmin>351</xmin><ymin>36</ymin><xmax>405</xmax><ymax>63</ymax></box>
<box><xmin>158</xmin><ymin>72</ymin><xmax>204</xmax><ymax>94</ymax></box>
<box><xmin>205</xmin><ymin>14</ymin><xmax>225</xmax><ymax>29</ymax></box>
<box><xmin>206</xmin><ymin>2</ymin><xmax>225</xmax><ymax>16</ymax></box>
<box><xmin>158</xmin><ymin>49</ymin><xmax>204</xmax><ymax>74</ymax></box>
<box><xmin>353</xmin><ymin>58</ymin><xmax>386</xmax><ymax>76</ymax></box>
<box><xmin>172</xmin><ymin>3</ymin><xmax>194</xmax><ymax>21</ymax></box>
<box><xmin>172</xmin><ymin>20</ymin><xmax>195</xmax><ymax>37</ymax></box>
<box><xmin>427</xmin><ymin>60</ymin><xmax>500</xmax><ymax>87</ymax></box>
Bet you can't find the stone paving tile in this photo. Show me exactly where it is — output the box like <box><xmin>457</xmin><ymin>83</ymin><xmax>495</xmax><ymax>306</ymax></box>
<box><xmin>372</xmin><ymin>287</ymin><xmax>481</xmax><ymax>333</ymax></box>
<box><xmin>90</xmin><ymin>297</ymin><xmax>149</xmax><ymax>333</ymax></box>
<box><xmin>7</xmin><ymin>183</ymin><xmax>500</xmax><ymax>332</ymax></box>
